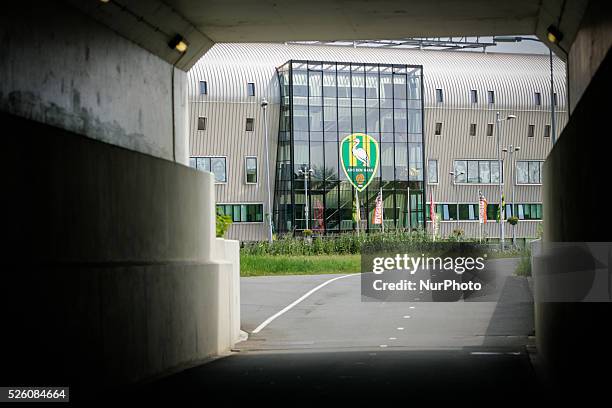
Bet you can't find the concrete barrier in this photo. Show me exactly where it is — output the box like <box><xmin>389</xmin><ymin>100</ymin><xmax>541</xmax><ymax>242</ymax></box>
<box><xmin>0</xmin><ymin>113</ymin><xmax>241</xmax><ymax>392</ymax></box>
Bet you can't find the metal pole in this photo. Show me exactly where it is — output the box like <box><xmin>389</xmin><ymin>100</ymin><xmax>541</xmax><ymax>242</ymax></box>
<box><xmin>261</xmin><ymin>99</ymin><xmax>273</xmax><ymax>244</ymax></box>
<box><xmin>304</xmin><ymin>169</ymin><xmax>310</xmax><ymax>231</ymax></box>
<box><xmin>549</xmin><ymin>48</ymin><xmax>557</xmax><ymax>145</ymax></box>
<box><xmin>454</xmin><ymin>175</ymin><xmax>460</xmax><ymax>234</ymax></box>
<box><xmin>510</xmin><ymin>145</ymin><xmax>516</xmax><ymax>248</ymax></box>
<box><xmin>496</xmin><ymin>112</ymin><xmax>505</xmax><ymax>250</ymax></box>
<box><xmin>354</xmin><ymin>187</ymin><xmax>359</xmax><ymax>236</ymax></box>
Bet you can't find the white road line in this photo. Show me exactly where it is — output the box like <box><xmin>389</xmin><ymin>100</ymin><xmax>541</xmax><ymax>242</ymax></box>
<box><xmin>251</xmin><ymin>274</ymin><xmax>358</xmax><ymax>334</ymax></box>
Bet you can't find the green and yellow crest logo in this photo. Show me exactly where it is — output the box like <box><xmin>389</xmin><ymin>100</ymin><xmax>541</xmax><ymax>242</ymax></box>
<box><xmin>340</xmin><ymin>133</ymin><xmax>380</xmax><ymax>192</ymax></box>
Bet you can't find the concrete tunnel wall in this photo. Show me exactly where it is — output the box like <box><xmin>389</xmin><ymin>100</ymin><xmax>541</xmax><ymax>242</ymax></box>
<box><xmin>535</xmin><ymin>0</ymin><xmax>612</xmax><ymax>391</ymax></box>
<box><xmin>1</xmin><ymin>112</ymin><xmax>241</xmax><ymax>392</ymax></box>
<box><xmin>0</xmin><ymin>1</ymin><xmax>239</xmax><ymax>393</ymax></box>
<box><xmin>0</xmin><ymin>1</ymin><xmax>189</xmax><ymax>165</ymax></box>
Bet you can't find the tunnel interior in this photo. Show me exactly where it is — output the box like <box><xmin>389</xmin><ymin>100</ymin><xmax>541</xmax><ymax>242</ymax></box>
<box><xmin>1</xmin><ymin>0</ymin><xmax>611</xmax><ymax>403</ymax></box>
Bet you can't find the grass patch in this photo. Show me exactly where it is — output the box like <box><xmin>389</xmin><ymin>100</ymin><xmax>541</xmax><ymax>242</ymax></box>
<box><xmin>241</xmin><ymin>254</ymin><xmax>361</xmax><ymax>277</ymax></box>
<box><xmin>514</xmin><ymin>245</ymin><xmax>532</xmax><ymax>276</ymax></box>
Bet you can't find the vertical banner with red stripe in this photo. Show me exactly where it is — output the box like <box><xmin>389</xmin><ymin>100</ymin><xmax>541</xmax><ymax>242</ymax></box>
<box><xmin>373</xmin><ymin>189</ymin><xmax>383</xmax><ymax>227</ymax></box>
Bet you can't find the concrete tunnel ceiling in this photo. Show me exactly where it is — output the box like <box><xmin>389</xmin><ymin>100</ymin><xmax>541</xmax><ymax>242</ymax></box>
<box><xmin>69</xmin><ymin>0</ymin><xmax>588</xmax><ymax>71</ymax></box>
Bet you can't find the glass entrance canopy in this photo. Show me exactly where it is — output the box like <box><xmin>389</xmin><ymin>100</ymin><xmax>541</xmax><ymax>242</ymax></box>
<box><xmin>273</xmin><ymin>60</ymin><xmax>425</xmax><ymax>235</ymax></box>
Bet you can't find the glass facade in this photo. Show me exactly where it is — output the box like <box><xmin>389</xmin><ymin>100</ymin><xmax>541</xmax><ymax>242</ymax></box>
<box><xmin>274</xmin><ymin>60</ymin><xmax>425</xmax><ymax>234</ymax></box>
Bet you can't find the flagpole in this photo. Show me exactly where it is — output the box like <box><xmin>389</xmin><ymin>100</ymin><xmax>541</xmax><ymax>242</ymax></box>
<box><xmin>407</xmin><ymin>186</ymin><xmax>410</xmax><ymax>231</ymax></box>
<box><xmin>478</xmin><ymin>190</ymin><xmax>482</xmax><ymax>244</ymax></box>
<box><xmin>355</xmin><ymin>187</ymin><xmax>360</xmax><ymax>236</ymax></box>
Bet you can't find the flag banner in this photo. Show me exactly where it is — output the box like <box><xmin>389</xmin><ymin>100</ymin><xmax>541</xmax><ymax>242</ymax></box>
<box><xmin>340</xmin><ymin>133</ymin><xmax>380</xmax><ymax>192</ymax></box>
<box><xmin>373</xmin><ymin>190</ymin><xmax>383</xmax><ymax>225</ymax></box>
<box><xmin>313</xmin><ymin>199</ymin><xmax>325</xmax><ymax>231</ymax></box>
<box><xmin>497</xmin><ymin>194</ymin><xmax>505</xmax><ymax>221</ymax></box>
<box><xmin>479</xmin><ymin>193</ymin><xmax>488</xmax><ymax>224</ymax></box>
<box><xmin>429</xmin><ymin>191</ymin><xmax>436</xmax><ymax>225</ymax></box>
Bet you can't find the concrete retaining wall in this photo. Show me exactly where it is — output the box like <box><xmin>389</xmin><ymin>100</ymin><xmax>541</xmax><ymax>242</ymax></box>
<box><xmin>0</xmin><ymin>112</ymin><xmax>240</xmax><ymax>393</ymax></box>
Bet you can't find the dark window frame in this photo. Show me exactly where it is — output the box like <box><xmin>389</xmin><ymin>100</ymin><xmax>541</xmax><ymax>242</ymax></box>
<box><xmin>469</xmin><ymin>123</ymin><xmax>477</xmax><ymax>136</ymax></box>
<box><xmin>245</xmin><ymin>156</ymin><xmax>258</xmax><ymax>184</ymax></box>
<box><xmin>487</xmin><ymin>90</ymin><xmax>495</xmax><ymax>104</ymax></box>
<box><xmin>245</xmin><ymin>117</ymin><xmax>255</xmax><ymax>131</ymax></box>
<box><xmin>527</xmin><ymin>124</ymin><xmax>535</xmax><ymax>138</ymax></box>
<box><xmin>199</xmin><ymin>80</ymin><xmax>208</xmax><ymax>95</ymax></box>
<box><xmin>197</xmin><ymin>116</ymin><xmax>207</xmax><ymax>131</ymax></box>
<box><xmin>434</xmin><ymin>122</ymin><xmax>443</xmax><ymax>136</ymax></box>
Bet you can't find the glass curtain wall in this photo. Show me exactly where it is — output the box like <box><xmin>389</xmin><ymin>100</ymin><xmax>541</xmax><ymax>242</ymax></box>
<box><xmin>274</xmin><ymin>60</ymin><xmax>425</xmax><ymax>235</ymax></box>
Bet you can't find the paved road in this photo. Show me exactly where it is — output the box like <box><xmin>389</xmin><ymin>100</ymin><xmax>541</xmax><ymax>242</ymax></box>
<box><xmin>238</xmin><ymin>258</ymin><xmax>534</xmax><ymax>351</ymax></box>
<box><xmin>122</xmin><ymin>258</ymin><xmax>543</xmax><ymax>404</ymax></box>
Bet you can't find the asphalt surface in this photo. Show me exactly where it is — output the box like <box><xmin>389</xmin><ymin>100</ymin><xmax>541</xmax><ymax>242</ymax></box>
<box><xmin>124</xmin><ymin>257</ymin><xmax>546</xmax><ymax>404</ymax></box>
<box><xmin>239</xmin><ymin>258</ymin><xmax>534</xmax><ymax>351</ymax></box>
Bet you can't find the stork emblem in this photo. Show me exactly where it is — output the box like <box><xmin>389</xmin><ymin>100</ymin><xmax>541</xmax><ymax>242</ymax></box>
<box><xmin>340</xmin><ymin>133</ymin><xmax>379</xmax><ymax>192</ymax></box>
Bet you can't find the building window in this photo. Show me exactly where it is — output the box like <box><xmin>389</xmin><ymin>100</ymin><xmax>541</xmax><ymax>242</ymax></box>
<box><xmin>217</xmin><ymin>203</ymin><xmax>264</xmax><ymax>223</ymax></box>
<box><xmin>274</xmin><ymin>60</ymin><xmax>425</xmax><ymax>234</ymax></box>
<box><xmin>458</xmin><ymin>204</ymin><xmax>479</xmax><ymax>220</ymax></box>
<box><xmin>245</xmin><ymin>156</ymin><xmax>258</xmax><ymax>184</ymax></box>
<box><xmin>516</xmin><ymin>203</ymin><xmax>543</xmax><ymax>220</ymax></box>
<box><xmin>486</xmin><ymin>123</ymin><xmax>494</xmax><ymax>137</ymax></box>
<box><xmin>470</xmin><ymin>89</ymin><xmax>478</xmax><ymax>104</ymax></box>
<box><xmin>428</xmin><ymin>159</ymin><xmax>438</xmax><ymax>184</ymax></box>
<box><xmin>534</xmin><ymin>92</ymin><xmax>541</xmax><ymax>105</ymax></box>
<box><xmin>527</xmin><ymin>124</ymin><xmax>535</xmax><ymax>138</ymax></box>
<box><xmin>516</xmin><ymin>160</ymin><xmax>543</xmax><ymax>184</ymax></box>
<box><xmin>435</xmin><ymin>88</ymin><xmax>444</xmax><ymax>103</ymax></box>
<box><xmin>246</xmin><ymin>118</ymin><xmax>254</xmax><ymax>131</ymax></box>
<box><xmin>553</xmin><ymin>92</ymin><xmax>558</xmax><ymax>106</ymax></box>
<box><xmin>487</xmin><ymin>90</ymin><xmax>495</xmax><ymax>104</ymax></box>
<box><xmin>190</xmin><ymin>156</ymin><xmax>227</xmax><ymax>183</ymax></box>
<box><xmin>454</xmin><ymin>159</ymin><xmax>502</xmax><ymax>184</ymax></box>
<box><xmin>247</xmin><ymin>82</ymin><xmax>255</xmax><ymax>96</ymax></box>
<box><xmin>434</xmin><ymin>122</ymin><xmax>443</xmax><ymax>136</ymax></box>
<box><xmin>469</xmin><ymin>123</ymin><xmax>477</xmax><ymax>136</ymax></box>
<box><xmin>197</xmin><ymin>116</ymin><xmax>207</xmax><ymax>131</ymax></box>
<box><xmin>544</xmin><ymin>124</ymin><xmax>551</xmax><ymax>138</ymax></box>
<box><xmin>199</xmin><ymin>81</ymin><xmax>208</xmax><ymax>95</ymax></box>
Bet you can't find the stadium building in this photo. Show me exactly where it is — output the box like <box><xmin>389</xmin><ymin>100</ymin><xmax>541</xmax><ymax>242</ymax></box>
<box><xmin>187</xmin><ymin>43</ymin><xmax>567</xmax><ymax>242</ymax></box>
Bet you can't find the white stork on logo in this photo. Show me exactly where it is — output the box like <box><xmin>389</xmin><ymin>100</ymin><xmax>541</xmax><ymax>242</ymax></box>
<box><xmin>351</xmin><ymin>137</ymin><xmax>370</xmax><ymax>167</ymax></box>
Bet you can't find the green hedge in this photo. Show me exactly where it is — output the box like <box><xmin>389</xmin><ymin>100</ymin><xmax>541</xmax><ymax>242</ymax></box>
<box><xmin>240</xmin><ymin>229</ymin><xmax>491</xmax><ymax>256</ymax></box>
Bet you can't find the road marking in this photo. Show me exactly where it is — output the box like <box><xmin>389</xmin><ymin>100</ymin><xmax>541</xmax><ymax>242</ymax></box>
<box><xmin>251</xmin><ymin>274</ymin><xmax>358</xmax><ymax>334</ymax></box>
<box><xmin>379</xmin><ymin>345</ymin><xmax>388</xmax><ymax>348</ymax></box>
<box><xmin>389</xmin><ymin>337</ymin><xmax>397</xmax><ymax>340</ymax></box>
<box><xmin>397</xmin><ymin>327</ymin><xmax>405</xmax><ymax>330</ymax></box>
<box><xmin>403</xmin><ymin>315</ymin><xmax>411</xmax><ymax>319</ymax></box>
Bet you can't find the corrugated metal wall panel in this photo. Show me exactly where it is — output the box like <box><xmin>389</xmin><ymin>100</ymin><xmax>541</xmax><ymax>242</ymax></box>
<box><xmin>187</xmin><ymin>43</ymin><xmax>568</xmax><ymax>241</ymax></box>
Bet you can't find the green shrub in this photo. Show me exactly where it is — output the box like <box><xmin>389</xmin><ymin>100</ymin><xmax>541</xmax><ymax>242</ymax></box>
<box><xmin>216</xmin><ymin>213</ymin><xmax>232</xmax><ymax>238</ymax></box>
<box><xmin>240</xmin><ymin>228</ymin><xmax>497</xmax><ymax>257</ymax></box>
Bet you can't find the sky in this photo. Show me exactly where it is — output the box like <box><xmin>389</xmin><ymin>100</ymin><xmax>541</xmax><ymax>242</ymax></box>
<box><xmin>466</xmin><ymin>35</ymin><xmax>551</xmax><ymax>55</ymax></box>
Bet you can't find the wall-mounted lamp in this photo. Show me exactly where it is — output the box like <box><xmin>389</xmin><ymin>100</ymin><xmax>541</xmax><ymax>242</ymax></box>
<box><xmin>168</xmin><ymin>35</ymin><xmax>188</xmax><ymax>53</ymax></box>
<box><xmin>546</xmin><ymin>25</ymin><xmax>563</xmax><ymax>44</ymax></box>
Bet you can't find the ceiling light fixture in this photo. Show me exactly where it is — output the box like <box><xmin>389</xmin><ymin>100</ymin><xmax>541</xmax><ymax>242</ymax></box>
<box><xmin>168</xmin><ymin>35</ymin><xmax>188</xmax><ymax>53</ymax></box>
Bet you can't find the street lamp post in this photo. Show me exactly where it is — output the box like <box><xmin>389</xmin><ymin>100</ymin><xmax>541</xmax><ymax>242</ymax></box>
<box><xmin>549</xmin><ymin>48</ymin><xmax>557</xmax><ymax>144</ymax></box>
<box><xmin>493</xmin><ymin>36</ymin><xmax>557</xmax><ymax>144</ymax></box>
<box><xmin>502</xmin><ymin>145</ymin><xmax>521</xmax><ymax>248</ymax></box>
<box><xmin>449</xmin><ymin>170</ymin><xmax>465</xmax><ymax>237</ymax></box>
<box><xmin>297</xmin><ymin>166</ymin><xmax>315</xmax><ymax>230</ymax></box>
<box><xmin>261</xmin><ymin>98</ymin><xmax>273</xmax><ymax>244</ymax></box>
<box><xmin>495</xmin><ymin>112</ymin><xmax>516</xmax><ymax>250</ymax></box>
